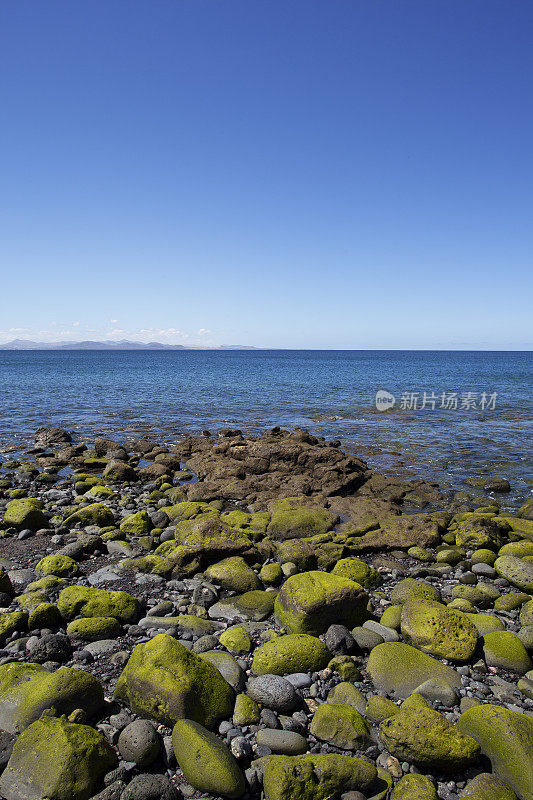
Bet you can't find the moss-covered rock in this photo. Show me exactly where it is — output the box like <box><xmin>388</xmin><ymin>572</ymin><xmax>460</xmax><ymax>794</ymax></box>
<box><xmin>3</xmin><ymin>498</ymin><xmax>47</xmax><ymax>531</ymax></box>
<box><xmin>0</xmin><ymin>715</ymin><xmax>117</xmax><ymax>800</ymax></box>
<box><xmin>85</xmin><ymin>484</ymin><xmax>115</xmax><ymax>500</ymax></box>
<box><xmin>260</xmin><ymin>753</ymin><xmax>377</xmax><ymax>800</ymax></box>
<box><xmin>400</xmin><ymin>599</ymin><xmax>478</xmax><ymax>662</ymax></box>
<box><xmin>458</xmin><ymin>704</ymin><xmax>533</xmax><ymax>800</ymax></box>
<box><xmin>331</xmin><ymin>556</ymin><xmax>382</xmax><ymax>588</ymax></box>
<box><xmin>350</xmin><ymin>513</ymin><xmax>443</xmax><ymax>551</ymax></box>
<box><xmin>64</xmin><ymin>502</ymin><xmax>114</xmax><ymax>528</ymax></box>
<box><xmin>326</xmin><ymin>682</ymin><xmax>366</xmax><ymax>715</ymax></box>
<box><xmin>0</xmin><ymin>610</ymin><xmax>28</xmax><ymax>642</ymax></box>
<box><xmin>454</xmin><ymin>516</ymin><xmax>508</xmax><ymax>550</ymax></box>
<box><xmin>390</xmin><ymin>578</ymin><xmax>441</xmax><ymax>605</ymax></box>
<box><xmin>390</xmin><ymin>774</ymin><xmax>438</xmax><ymax>799</ymax></box>
<box><xmin>367</xmin><ymin>642</ymin><xmax>461</xmax><ymax>699</ymax></box>
<box><xmin>482</xmin><ymin>630</ymin><xmax>532</xmax><ymax>674</ymax></box>
<box><xmin>28</xmin><ymin>602</ymin><xmax>61</xmax><ymax>629</ymax></box>
<box><xmin>0</xmin><ymin>662</ymin><xmax>105</xmax><ymax>733</ymax></box>
<box><xmin>220</xmin><ymin>509</ymin><xmax>270</xmax><ymax>537</ymax></box>
<box><xmin>251</xmin><ymin>633</ymin><xmax>330</xmax><ymax>675</ymax></box>
<box><xmin>365</xmin><ymin>694</ymin><xmax>400</xmax><ymax>724</ymax></box>
<box><xmin>494</xmin><ymin>555</ymin><xmax>533</xmax><ymax>593</ymax></box>
<box><xmin>379</xmin><ymin>604</ymin><xmax>402</xmax><ymax>630</ymax></box>
<box><xmin>114</xmin><ymin>634</ymin><xmax>233</xmax><ymax>729</ymax></box>
<box><xmin>119</xmin><ymin>553</ymin><xmax>174</xmax><ymax>575</ymax></box>
<box><xmin>205</xmin><ymin>556</ymin><xmax>261</xmax><ymax>593</ymax></box>
<box><xmin>16</xmin><ymin>590</ymin><xmax>48</xmax><ymax>610</ymax></box>
<box><xmin>199</xmin><ymin>651</ymin><xmax>245</xmax><ymax>691</ymax></box>
<box><xmin>378</xmin><ymin>695</ymin><xmax>480</xmax><ymax>769</ymax></box>
<box><xmin>267</xmin><ymin>498</ymin><xmax>338</xmax><ymax>540</ymax></box>
<box><xmin>260</xmin><ymin>561</ymin><xmax>284</xmax><ymax>585</ymax></box>
<box><xmin>520</xmin><ymin>599</ymin><xmax>533</xmax><ymax>626</ymax></box>
<box><xmin>119</xmin><ymin>510</ymin><xmax>152</xmax><ymax>536</ymax></box>
<box><xmin>35</xmin><ymin>554</ymin><xmax>78</xmax><ymax>577</ymax></box>
<box><xmin>58</xmin><ymin>585</ymin><xmax>139</xmax><ymax>622</ymax></box>
<box><xmin>172</xmin><ymin>719</ymin><xmax>244</xmax><ymax>798</ymax></box>
<box><xmin>66</xmin><ymin>616</ymin><xmax>120</xmax><ymax>641</ymax></box>
<box><xmin>233</xmin><ymin>693</ymin><xmax>260</xmax><ymax>726</ymax></box>
<box><xmin>0</xmin><ymin>568</ymin><xmax>13</xmax><ymax>595</ymax></box>
<box><xmin>310</xmin><ymin>702</ymin><xmax>369</xmax><ymax>750</ymax></box>
<box><xmin>460</xmin><ymin>773</ymin><xmax>518</xmax><ymax>800</ymax></box>
<box><xmin>219</xmin><ymin>626</ymin><xmax>252</xmax><ymax>655</ymax></box>
<box><xmin>274</xmin><ymin>570</ymin><xmax>368</xmax><ymax>635</ymax></box>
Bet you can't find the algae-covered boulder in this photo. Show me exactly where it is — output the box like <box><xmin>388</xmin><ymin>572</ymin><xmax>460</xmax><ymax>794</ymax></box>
<box><xmin>331</xmin><ymin>556</ymin><xmax>382</xmax><ymax>588</ymax></box>
<box><xmin>120</xmin><ymin>510</ymin><xmax>152</xmax><ymax>536</ymax></box>
<box><xmin>35</xmin><ymin>554</ymin><xmax>78</xmax><ymax>577</ymax></box>
<box><xmin>350</xmin><ymin>513</ymin><xmax>443</xmax><ymax>551</ymax></box>
<box><xmin>172</xmin><ymin>719</ymin><xmax>244</xmax><ymax>798</ymax></box>
<box><xmin>260</xmin><ymin>753</ymin><xmax>377</xmax><ymax>800</ymax></box>
<box><xmin>400</xmin><ymin>599</ymin><xmax>478</xmax><ymax>662</ymax></box>
<box><xmin>455</xmin><ymin>517</ymin><xmax>508</xmax><ymax>549</ymax></box>
<box><xmin>0</xmin><ymin>662</ymin><xmax>105</xmax><ymax>733</ymax></box>
<box><xmin>460</xmin><ymin>773</ymin><xmax>519</xmax><ymax>800</ymax></box>
<box><xmin>274</xmin><ymin>570</ymin><xmax>368</xmax><ymax>635</ymax></box>
<box><xmin>390</xmin><ymin>774</ymin><xmax>438</xmax><ymax>799</ymax></box>
<box><xmin>458</xmin><ymin>704</ymin><xmax>533</xmax><ymax>800</ymax></box>
<box><xmin>58</xmin><ymin>585</ymin><xmax>139</xmax><ymax>623</ymax></box>
<box><xmin>482</xmin><ymin>630</ymin><xmax>532</xmax><ymax>674</ymax></box>
<box><xmin>390</xmin><ymin>578</ymin><xmax>441</xmax><ymax>605</ymax></box>
<box><xmin>3</xmin><ymin>498</ymin><xmax>47</xmax><ymax>531</ymax></box>
<box><xmin>205</xmin><ymin>556</ymin><xmax>261</xmax><ymax>593</ymax></box>
<box><xmin>66</xmin><ymin>616</ymin><xmax>120</xmax><ymax>641</ymax></box>
<box><xmin>367</xmin><ymin>642</ymin><xmax>461</xmax><ymax>699</ymax></box>
<box><xmin>0</xmin><ymin>716</ymin><xmax>117</xmax><ymax>800</ymax></box>
<box><xmin>210</xmin><ymin>590</ymin><xmax>276</xmax><ymax>622</ymax></box>
<box><xmin>64</xmin><ymin>502</ymin><xmax>114</xmax><ymax>528</ymax></box>
<box><xmin>326</xmin><ymin>682</ymin><xmax>367</xmax><ymax>714</ymax></box>
<box><xmin>494</xmin><ymin>555</ymin><xmax>533</xmax><ymax>593</ymax></box>
<box><xmin>0</xmin><ymin>610</ymin><xmax>28</xmax><ymax>642</ymax></box>
<box><xmin>251</xmin><ymin>633</ymin><xmax>330</xmax><ymax>675</ymax></box>
<box><xmin>219</xmin><ymin>626</ymin><xmax>252</xmax><ymax>655</ymax></box>
<box><xmin>199</xmin><ymin>651</ymin><xmax>245</xmax><ymax>692</ymax></box>
<box><xmin>378</xmin><ymin>695</ymin><xmax>480</xmax><ymax>769</ymax></box>
<box><xmin>28</xmin><ymin>602</ymin><xmax>61</xmax><ymax>629</ymax></box>
<box><xmin>309</xmin><ymin>702</ymin><xmax>369</xmax><ymax>750</ymax></box>
<box><xmin>267</xmin><ymin>499</ymin><xmax>338</xmax><ymax>540</ymax></box>
<box><xmin>114</xmin><ymin>634</ymin><xmax>233</xmax><ymax>728</ymax></box>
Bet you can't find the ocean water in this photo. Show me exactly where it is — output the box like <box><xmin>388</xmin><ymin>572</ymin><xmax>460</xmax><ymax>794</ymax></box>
<box><xmin>0</xmin><ymin>350</ymin><xmax>531</xmax><ymax>507</ymax></box>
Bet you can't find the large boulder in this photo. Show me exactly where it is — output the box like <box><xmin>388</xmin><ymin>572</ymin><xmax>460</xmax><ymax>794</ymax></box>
<box><xmin>367</xmin><ymin>642</ymin><xmax>461</xmax><ymax>699</ymax></box>
<box><xmin>205</xmin><ymin>556</ymin><xmax>261</xmax><ymax>593</ymax></box>
<box><xmin>57</xmin><ymin>585</ymin><xmax>139</xmax><ymax>623</ymax></box>
<box><xmin>172</xmin><ymin>719</ymin><xmax>245</xmax><ymax>798</ymax></box>
<box><xmin>114</xmin><ymin>634</ymin><xmax>234</xmax><ymax>728</ymax></box>
<box><xmin>494</xmin><ymin>555</ymin><xmax>533</xmax><ymax>593</ymax></box>
<box><xmin>390</xmin><ymin>774</ymin><xmax>439</xmax><ymax>799</ymax></box>
<box><xmin>378</xmin><ymin>695</ymin><xmax>479</xmax><ymax>769</ymax></box>
<box><xmin>460</xmin><ymin>773</ymin><xmax>519</xmax><ymax>800</ymax></box>
<box><xmin>400</xmin><ymin>599</ymin><xmax>478</xmax><ymax>662</ymax></box>
<box><xmin>251</xmin><ymin>634</ymin><xmax>330</xmax><ymax>675</ymax></box>
<box><xmin>63</xmin><ymin>502</ymin><xmax>114</xmax><ymax>528</ymax></box>
<box><xmin>349</xmin><ymin>513</ymin><xmax>443</xmax><ymax>551</ymax></box>
<box><xmin>3</xmin><ymin>498</ymin><xmax>47</xmax><ymax>531</ymax></box>
<box><xmin>0</xmin><ymin>716</ymin><xmax>116</xmax><ymax>800</ymax></box>
<box><xmin>482</xmin><ymin>630</ymin><xmax>532</xmax><ymax>674</ymax></box>
<box><xmin>0</xmin><ymin>662</ymin><xmax>104</xmax><ymax>734</ymax></box>
<box><xmin>267</xmin><ymin>499</ymin><xmax>338</xmax><ymax>540</ymax></box>
<box><xmin>331</xmin><ymin>557</ymin><xmax>382</xmax><ymax>588</ymax></box>
<box><xmin>274</xmin><ymin>571</ymin><xmax>368</xmax><ymax>635</ymax></box>
<box><xmin>458</xmin><ymin>704</ymin><xmax>533</xmax><ymax>800</ymax></box>
<box><xmin>309</xmin><ymin>702</ymin><xmax>369</xmax><ymax>750</ymax></box>
<box><xmin>260</xmin><ymin>753</ymin><xmax>377</xmax><ymax>800</ymax></box>
<box><xmin>119</xmin><ymin>511</ymin><xmax>152</xmax><ymax>536</ymax></box>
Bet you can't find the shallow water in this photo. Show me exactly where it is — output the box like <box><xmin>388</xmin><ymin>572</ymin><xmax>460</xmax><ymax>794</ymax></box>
<box><xmin>0</xmin><ymin>350</ymin><xmax>531</xmax><ymax>506</ymax></box>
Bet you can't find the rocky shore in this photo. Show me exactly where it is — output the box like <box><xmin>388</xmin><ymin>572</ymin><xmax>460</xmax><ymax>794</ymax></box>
<box><xmin>0</xmin><ymin>425</ymin><xmax>532</xmax><ymax>800</ymax></box>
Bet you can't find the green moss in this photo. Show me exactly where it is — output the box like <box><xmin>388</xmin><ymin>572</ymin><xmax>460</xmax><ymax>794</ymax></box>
<box><xmin>331</xmin><ymin>556</ymin><xmax>382</xmax><ymax>588</ymax></box>
<box><xmin>114</xmin><ymin>634</ymin><xmax>234</xmax><ymax>729</ymax></box>
<box><xmin>400</xmin><ymin>599</ymin><xmax>478</xmax><ymax>662</ymax></box>
<box><xmin>260</xmin><ymin>562</ymin><xmax>283</xmax><ymax>586</ymax></box>
<box><xmin>220</xmin><ymin>509</ymin><xmax>270</xmax><ymax>537</ymax></box>
<box><xmin>252</xmin><ymin>633</ymin><xmax>330</xmax><ymax>675</ymax></box>
<box><xmin>165</xmin><ymin>501</ymin><xmax>220</xmax><ymax>521</ymax></box>
<box><xmin>379</xmin><ymin>604</ymin><xmax>402</xmax><ymax>630</ymax></box>
<box><xmin>274</xmin><ymin>570</ymin><xmax>368</xmax><ymax>635</ymax></box>
<box><xmin>365</xmin><ymin>694</ymin><xmax>400</xmax><ymax>724</ymax></box>
<box><xmin>327</xmin><ymin>655</ymin><xmax>361</xmax><ymax>682</ymax></box>
<box><xmin>172</xmin><ymin>719</ymin><xmax>245</xmax><ymax>798</ymax></box>
<box><xmin>27</xmin><ymin>575</ymin><xmax>65</xmax><ymax>592</ymax></box>
<box><xmin>85</xmin><ymin>484</ymin><xmax>115</xmax><ymax>500</ymax></box>
<box><xmin>119</xmin><ymin>510</ymin><xmax>152</xmax><ymax>536</ymax></box>
<box><xmin>310</xmin><ymin>702</ymin><xmax>369</xmax><ymax>750</ymax></box>
<box><xmin>233</xmin><ymin>693</ymin><xmax>260</xmax><ymax>726</ymax></box>
<box><xmin>260</xmin><ymin>753</ymin><xmax>377</xmax><ymax>800</ymax></box>
<box><xmin>390</xmin><ymin>578</ymin><xmax>441</xmax><ymax>605</ymax></box>
<box><xmin>482</xmin><ymin>630</ymin><xmax>532</xmax><ymax>674</ymax></box>
<box><xmin>57</xmin><ymin>585</ymin><xmax>139</xmax><ymax>622</ymax></box>
<box><xmin>16</xmin><ymin>591</ymin><xmax>48</xmax><ymax>610</ymax></box>
<box><xmin>66</xmin><ymin>616</ymin><xmax>120</xmax><ymax>641</ymax></box>
<box><xmin>119</xmin><ymin>554</ymin><xmax>173</xmax><ymax>575</ymax></box>
<box><xmin>205</xmin><ymin>556</ymin><xmax>261</xmax><ymax>593</ymax></box>
<box><xmin>326</xmin><ymin>682</ymin><xmax>366</xmax><ymax>714</ymax></box>
<box><xmin>219</xmin><ymin>627</ymin><xmax>252</xmax><ymax>655</ymax></box>
<box><xmin>0</xmin><ymin>662</ymin><xmax>105</xmax><ymax>733</ymax></box>
<box><xmin>64</xmin><ymin>502</ymin><xmax>114</xmax><ymax>528</ymax></box>
<box><xmin>267</xmin><ymin>499</ymin><xmax>337</xmax><ymax>539</ymax></box>
<box><xmin>35</xmin><ymin>554</ymin><xmax>78</xmax><ymax>577</ymax></box>
<box><xmin>3</xmin><ymin>498</ymin><xmax>46</xmax><ymax>530</ymax></box>
<box><xmin>0</xmin><ymin>715</ymin><xmax>117</xmax><ymax>800</ymax></box>
<box><xmin>390</xmin><ymin>774</ymin><xmax>438</xmax><ymax>799</ymax></box>
<box><xmin>0</xmin><ymin>611</ymin><xmax>28</xmax><ymax>641</ymax></box>
<box><xmin>461</xmin><ymin>773</ymin><xmax>520</xmax><ymax>800</ymax></box>
<box><xmin>494</xmin><ymin>555</ymin><xmax>533</xmax><ymax>593</ymax></box>
<box><xmin>367</xmin><ymin>642</ymin><xmax>462</xmax><ymax>700</ymax></box>
<box><xmin>28</xmin><ymin>603</ymin><xmax>61</xmax><ymax>629</ymax></box>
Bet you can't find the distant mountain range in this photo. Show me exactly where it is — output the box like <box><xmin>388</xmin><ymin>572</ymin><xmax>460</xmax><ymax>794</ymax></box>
<box><xmin>0</xmin><ymin>339</ymin><xmax>259</xmax><ymax>351</ymax></box>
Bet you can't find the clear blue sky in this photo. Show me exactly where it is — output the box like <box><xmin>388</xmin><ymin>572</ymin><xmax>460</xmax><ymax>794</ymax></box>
<box><xmin>1</xmin><ymin>0</ymin><xmax>531</xmax><ymax>349</ymax></box>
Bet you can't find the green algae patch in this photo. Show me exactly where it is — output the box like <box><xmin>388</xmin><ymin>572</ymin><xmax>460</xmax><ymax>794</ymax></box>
<box><xmin>35</xmin><ymin>554</ymin><xmax>78</xmax><ymax>577</ymax></box>
<box><xmin>64</xmin><ymin>502</ymin><xmax>114</xmax><ymax>528</ymax></box>
<box><xmin>331</xmin><ymin>556</ymin><xmax>382</xmax><ymax>588</ymax></box>
<box><xmin>460</xmin><ymin>773</ymin><xmax>519</xmax><ymax>800</ymax></box>
<box><xmin>251</xmin><ymin>633</ymin><xmax>330</xmax><ymax>675</ymax></box>
<box><xmin>28</xmin><ymin>602</ymin><xmax>61</xmax><ymax>629</ymax></box>
<box><xmin>172</xmin><ymin>719</ymin><xmax>245</xmax><ymax>798</ymax></box>
<box><xmin>0</xmin><ymin>611</ymin><xmax>28</xmax><ymax>641</ymax></box>
<box><xmin>400</xmin><ymin>599</ymin><xmax>478</xmax><ymax>662</ymax></box>
<box><xmin>205</xmin><ymin>556</ymin><xmax>261</xmax><ymax>593</ymax></box>
<box><xmin>267</xmin><ymin>499</ymin><xmax>338</xmax><ymax>540</ymax></box>
<box><xmin>3</xmin><ymin>498</ymin><xmax>47</xmax><ymax>530</ymax></box>
<box><xmin>0</xmin><ymin>662</ymin><xmax>105</xmax><ymax>733</ymax></box>
<box><xmin>390</xmin><ymin>578</ymin><xmax>441</xmax><ymax>605</ymax></box>
<box><xmin>274</xmin><ymin>570</ymin><xmax>368</xmax><ymax>635</ymax></box>
<box><xmin>66</xmin><ymin>616</ymin><xmax>120</xmax><ymax>641</ymax></box>
<box><xmin>219</xmin><ymin>626</ymin><xmax>252</xmax><ymax>655</ymax></box>
<box><xmin>57</xmin><ymin>585</ymin><xmax>139</xmax><ymax>622</ymax></box>
<box><xmin>367</xmin><ymin>642</ymin><xmax>461</xmax><ymax>699</ymax></box>
<box><xmin>0</xmin><ymin>715</ymin><xmax>117</xmax><ymax>800</ymax></box>
<box><xmin>260</xmin><ymin>753</ymin><xmax>377</xmax><ymax>800</ymax></box>
<box><xmin>114</xmin><ymin>633</ymin><xmax>233</xmax><ymax>729</ymax></box>
<box><xmin>390</xmin><ymin>774</ymin><xmax>438</xmax><ymax>799</ymax></box>
<box><xmin>310</xmin><ymin>702</ymin><xmax>369</xmax><ymax>750</ymax></box>
<box><xmin>119</xmin><ymin>510</ymin><xmax>152</xmax><ymax>536</ymax></box>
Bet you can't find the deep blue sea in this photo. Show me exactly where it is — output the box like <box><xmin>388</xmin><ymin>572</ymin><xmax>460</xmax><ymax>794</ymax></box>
<box><xmin>0</xmin><ymin>350</ymin><xmax>531</xmax><ymax>508</ymax></box>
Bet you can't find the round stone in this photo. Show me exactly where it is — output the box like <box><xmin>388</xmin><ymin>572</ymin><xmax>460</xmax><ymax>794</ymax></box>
<box><xmin>118</xmin><ymin>720</ymin><xmax>160</xmax><ymax>767</ymax></box>
<box><xmin>247</xmin><ymin>674</ymin><xmax>299</xmax><ymax>713</ymax></box>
